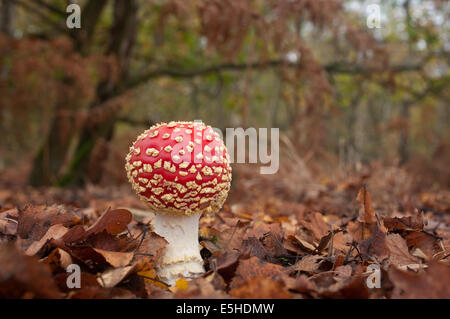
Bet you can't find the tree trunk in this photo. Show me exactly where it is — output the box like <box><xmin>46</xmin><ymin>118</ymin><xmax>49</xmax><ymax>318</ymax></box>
<box><xmin>0</xmin><ymin>0</ymin><xmax>15</xmax><ymax>36</ymax></box>
<box><xmin>398</xmin><ymin>0</ymin><xmax>412</xmax><ymax>165</ymax></box>
<box><xmin>74</xmin><ymin>0</ymin><xmax>109</xmax><ymax>54</ymax></box>
<box><xmin>28</xmin><ymin>0</ymin><xmax>110</xmax><ymax>186</ymax></box>
<box><xmin>60</xmin><ymin>0</ymin><xmax>139</xmax><ymax>186</ymax></box>
<box><xmin>29</xmin><ymin>112</ymin><xmax>74</xmax><ymax>186</ymax></box>
<box><xmin>398</xmin><ymin>102</ymin><xmax>410</xmax><ymax>165</ymax></box>
<box><xmin>29</xmin><ymin>0</ymin><xmax>139</xmax><ymax>187</ymax></box>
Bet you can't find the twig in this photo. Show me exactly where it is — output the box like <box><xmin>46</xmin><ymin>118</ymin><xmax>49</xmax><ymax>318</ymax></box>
<box><xmin>134</xmin><ymin>225</ymin><xmax>149</xmax><ymax>252</ymax></box>
<box><xmin>134</xmin><ymin>253</ymin><xmax>154</xmax><ymax>257</ymax></box>
<box><xmin>0</xmin><ymin>217</ymin><xmax>18</xmax><ymax>224</ymax></box>
<box><xmin>352</xmin><ymin>241</ymin><xmax>363</xmax><ymax>262</ymax></box>
<box><xmin>344</xmin><ymin>244</ymin><xmax>354</xmax><ymax>264</ymax></box>
<box><xmin>138</xmin><ymin>275</ymin><xmax>169</xmax><ymax>288</ymax></box>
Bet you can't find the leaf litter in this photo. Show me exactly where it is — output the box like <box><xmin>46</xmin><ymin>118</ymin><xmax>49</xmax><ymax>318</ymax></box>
<box><xmin>0</xmin><ymin>165</ymin><xmax>449</xmax><ymax>299</ymax></box>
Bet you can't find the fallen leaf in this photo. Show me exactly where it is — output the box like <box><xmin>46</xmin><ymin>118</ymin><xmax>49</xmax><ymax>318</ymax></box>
<box><xmin>25</xmin><ymin>224</ymin><xmax>68</xmax><ymax>256</ymax></box>
<box><xmin>358</xmin><ymin>224</ymin><xmax>389</xmax><ymax>262</ymax></box>
<box><xmin>55</xmin><ymin>271</ymin><xmax>101</xmax><ymax>293</ymax></box>
<box><xmin>260</xmin><ymin>231</ymin><xmax>289</xmax><ymax>258</ymax></box>
<box><xmin>175</xmin><ymin>278</ymin><xmax>189</xmax><ymax>290</ymax></box>
<box><xmin>0</xmin><ymin>243</ymin><xmax>61</xmax><ymax>298</ymax></box>
<box><xmin>385</xmin><ymin>233</ymin><xmax>419</xmax><ymax>267</ymax></box>
<box><xmin>300</xmin><ymin>212</ymin><xmax>329</xmax><ymax>242</ymax></box>
<box><xmin>229</xmin><ymin>276</ymin><xmax>292</xmax><ymax>299</ymax></box>
<box><xmin>133</xmin><ymin>231</ymin><xmax>168</xmax><ymax>270</ymax></box>
<box><xmin>283</xmin><ymin>274</ymin><xmax>318</xmax><ymax>296</ymax></box>
<box><xmin>411</xmin><ymin>248</ymin><xmax>428</xmax><ymax>260</ymax></box>
<box><xmin>291</xmin><ymin>255</ymin><xmax>326</xmax><ymax>273</ymax></box>
<box><xmin>209</xmin><ymin>251</ymin><xmax>240</xmax><ymax>284</ymax></box>
<box><xmin>348</xmin><ymin>186</ymin><xmax>384</xmax><ymax>243</ymax></box>
<box><xmin>283</xmin><ymin>235</ymin><xmax>315</xmax><ymax>254</ymax></box>
<box><xmin>246</xmin><ymin>222</ymin><xmax>283</xmax><ymax>240</ymax></box>
<box><xmin>98</xmin><ymin>265</ymin><xmax>136</xmax><ymax>288</ymax></box>
<box><xmin>319</xmin><ymin>273</ymin><xmax>369</xmax><ymax>299</ymax></box>
<box><xmin>17</xmin><ymin>205</ymin><xmax>80</xmax><ymax>248</ymax></box>
<box><xmin>389</xmin><ymin>261</ymin><xmax>450</xmax><ymax>298</ymax></box>
<box><xmin>383</xmin><ymin>211</ymin><xmax>424</xmax><ymax>232</ymax></box>
<box><xmin>230</xmin><ymin>256</ymin><xmax>285</xmax><ymax>289</ymax></box>
<box><xmin>216</xmin><ymin>219</ymin><xmax>250</xmax><ymax>251</ymax></box>
<box><xmin>93</xmin><ymin>248</ymin><xmax>134</xmax><ymax>268</ymax></box>
<box><xmin>41</xmin><ymin>248</ymin><xmax>73</xmax><ymax>272</ymax></box>
<box><xmin>85</xmin><ymin>208</ymin><xmax>132</xmax><ymax>236</ymax></box>
<box><xmin>404</xmin><ymin>231</ymin><xmax>438</xmax><ymax>257</ymax></box>
<box><xmin>356</xmin><ymin>185</ymin><xmax>376</xmax><ymax>224</ymax></box>
<box><xmin>138</xmin><ymin>269</ymin><xmax>169</xmax><ymax>290</ymax></box>
<box><xmin>173</xmin><ymin>275</ymin><xmax>228</xmax><ymax>299</ymax></box>
<box><xmin>61</xmin><ymin>224</ymin><xmax>87</xmax><ymax>243</ymax></box>
<box><xmin>241</xmin><ymin>236</ymin><xmax>270</xmax><ymax>260</ymax></box>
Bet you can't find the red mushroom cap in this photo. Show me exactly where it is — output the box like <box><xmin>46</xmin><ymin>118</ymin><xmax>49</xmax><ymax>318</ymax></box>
<box><xmin>125</xmin><ymin>121</ymin><xmax>232</xmax><ymax>215</ymax></box>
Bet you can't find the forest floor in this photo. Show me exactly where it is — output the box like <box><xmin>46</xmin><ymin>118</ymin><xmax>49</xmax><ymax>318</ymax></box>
<box><xmin>0</xmin><ymin>162</ymin><xmax>449</xmax><ymax>298</ymax></box>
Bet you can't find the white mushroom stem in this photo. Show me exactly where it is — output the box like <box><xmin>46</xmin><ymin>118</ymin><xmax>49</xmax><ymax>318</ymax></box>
<box><xmin>151</xmin><ymin>213</ymin><xmax>204</xmax><ymax>286</ymax></box>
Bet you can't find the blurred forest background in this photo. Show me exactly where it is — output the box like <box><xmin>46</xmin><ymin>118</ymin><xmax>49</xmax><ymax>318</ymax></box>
<box><xmin>1</xmin><ymin>0</ymin><xmax>450</xmax><ymax>300</ymax></box>
<box><xmin>0</xmin><ymin>0</ymin><xmax>448</xmax><ymax>193</ymax></box>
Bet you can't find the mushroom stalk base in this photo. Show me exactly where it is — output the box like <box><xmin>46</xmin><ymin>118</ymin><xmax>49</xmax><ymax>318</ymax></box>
<box><xmin>152</xmin><ymin>213</ymin><xmax>204</xmax><ymax>286</ymax></box>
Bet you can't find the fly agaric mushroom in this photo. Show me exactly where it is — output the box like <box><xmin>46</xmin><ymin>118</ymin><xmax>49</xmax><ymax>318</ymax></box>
<box><xmin>125</xmin><ymin>121</ymin><xmax>231</xmax><ymax>285</ymax></box>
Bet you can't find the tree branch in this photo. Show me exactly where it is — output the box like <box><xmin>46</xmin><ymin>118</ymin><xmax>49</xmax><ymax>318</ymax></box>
<box><xmin>0</xmin><ymin>0</ymin><xmax>15</xmax><ymax>36</ymax></box>
<box><xmin>75</xmin><ymin>0</ymin><xmax>109</xmax><ymax>53</ymax></box>
<box><xmin>15</xmin><ymin>0</ymin><xmax>69</xmax><ymax>35</ymax></box>
<box><xmin>31</xmin><ymin>0</ymin><xmax>66</xmax><ymax>17</ymax></box>
<box><xmin>125</xmin><ymin>59</ymin><xmax>425</xmax><ymax>91</ymax></box>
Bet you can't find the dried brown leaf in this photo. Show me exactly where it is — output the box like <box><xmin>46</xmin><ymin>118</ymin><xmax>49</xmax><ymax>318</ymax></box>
<box><xmin>17</xmin><ymin>205</ymin><xmax>80</xmax><ymax>248</ymax></box>
<box><xmin>99</xmin><ymin>265</ymin><xmax>136</xmax><ymax>288</ymax></box>
<box><xmin>229</xmin><ymin>276</ymin><xmax>292</xmax><ymax>299</ymax></box>
<box><xmin>385</xmin><ymin>233</ymin><xmax>419</xmax><ymax>267</ymax></box>
<box><xmin>383</xmin><ymin>211</ymin><xmax>425</xmax><ymax>233</ymax></box>
<box><xmin>93</xmin><ymin>248</ymin><xmax>134</xmax><ymax>268</ymax></box>
<box><xmin>85</xmin><ymin>208</ymin><xmax>132</xmax><ymax>236</ymax></box>
<box><xmin>230</xmin><ymin>256</ymin><xmax>285</xmax><ymax>289</ymax></box>
<box><xmin>25</xmin><ymin>224</ymin><xmax>68</xmax><ymax>256</ymax></box>
<box><xmin>356</xmin><ymin>185</ymin><xmax>376</xmax><ymax>224</ymax></box>
<box><xmin>291</xmin><ymin>255</ymin><xmax>325</xmax><ymax>273</ymax></box>
<box><xmin>389</xmin><ymin>261</ymin><xmax>450</xmax><ymax>298</ymax></box>
<box><xmin>209</xmin><ymin>251</ymin><xmax>240</xmax><ymax>284</ymax></box>
<box><xmin>0</xmin><ymin>243</ymin><xmax>61</xmax><ymax>298</ymax></box>
<box><xmin>41</xmin><ymin>248</ymin><xmax>73</xmax><ymax>272</ymax></box>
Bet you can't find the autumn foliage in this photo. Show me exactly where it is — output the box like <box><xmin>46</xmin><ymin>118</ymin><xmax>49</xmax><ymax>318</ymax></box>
<box><xmin>0</xmin><ymin>0</ymin><xmax>448</xmax><ymax>300</ymax></box>
<box><xmin>1</xmin><ymin>164</ymin><xmax>448</xmax><ymax>299</ymax></box>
